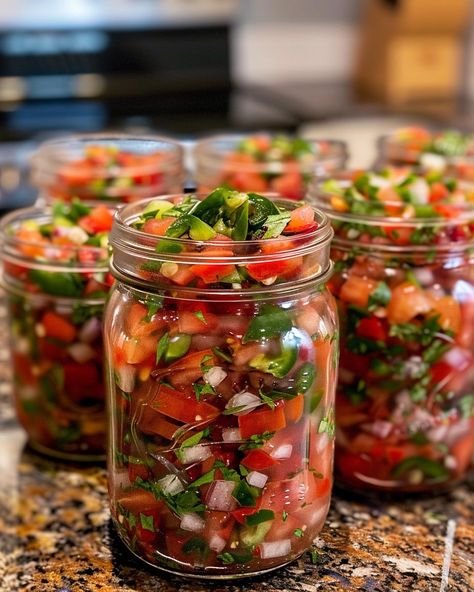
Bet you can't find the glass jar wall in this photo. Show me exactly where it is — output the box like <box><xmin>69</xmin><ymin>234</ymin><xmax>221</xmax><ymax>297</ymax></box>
<box><xmin>309</xmin><ymin>171</ymin><xmax>474</xmax><ymax>493</ymax></box>
<box><xmin>31</xmin><ymin>134</ymin><xmax>185</xmax><ymax>204</ymax></box>
<box><xmin>194</xmin><ymin>135</ymin><xmax>347</xmax><ymax>200</ymax></box>
<box><xmin>105</xmin><ymin>191</ymin><xmax>338</xmax><ymax>577</ymax></box>
<box><xmin>0</xmin><ymin>203</ymin><xmax>114</xmax><ymax>460</ymax></box>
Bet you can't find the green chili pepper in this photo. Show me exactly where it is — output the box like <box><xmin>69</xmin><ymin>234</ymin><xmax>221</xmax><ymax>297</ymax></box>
<box><xmin>391</xmin><ymin>456</ymin><xmax>448</xmax><ymax>480</ymax></box>
<box><xmin>249</xmin><ymin>328</ymin><xmax>300</xmax><ymax>378</ymax></box>
<box><xmin>165</xmin><ymin>333</ymin><xmax>192</xmax><ymax>362</ymax></box>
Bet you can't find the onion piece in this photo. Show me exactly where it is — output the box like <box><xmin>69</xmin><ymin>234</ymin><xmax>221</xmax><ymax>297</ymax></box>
<box><xmin>204</xmin><ymin>366</ymin><xmax>227</xmax><ymax>387</ymax></box>
<box><xmin>259</xmin><ymin>539</ymin><xmax>292</xmax><ymax>559</ymax></box>
<box><xmin>209</xmin><ymin>534</ymin><xmax>226</xmax><ymax>553</ymax></box>
<box><xmin>157</xmin><ymin>474</ymin><xmax>184</xmax><ymax>496</ymax></box>
<box><xmin>78</xmin><ymin>317</ymin><xmax>102</xmax><ymax>343</ymax></box>
<box><xmin>222</xmin><ymin>428</ymin><xmax>242</xmax><ymax>443</ymax></box>
<box><xmin>67</xmin><ymin>342</ymin><xmax>96</xmax><ymax>363</ymax></box>
<box><xmin>205</xmin><ymin>480</ymin><xmax>237</xmax><ymax>511</ymax></box>
<box><xmin>407</xmin><ymin>178</ymin><xmax>429</xmax><ymax>204</ymax></box>
<box><xmin>443</xmin><ymin>346</ymin><xmax>471</xmax><ymax>370</ymax></box>
<box><xmin>246</xmin><ymin>471</ymin><xmax>268</xmax><ymax>488</ymax></box>
<box><xmin>179</xmin><ymin>445</ymin><xmax>212</xmax><ymax>465</ymax></box>
<box><xmin>371</xmin><ymin>420</ymin><xmax>393</xmax><ymax>439</ymax></box>
<box><xmin>270</xmin><ymin>444</ymin><xmax>293</xmax><ymax>460</ymax></box>
<box><xmin>180</xmin><ymin>512</ymin><xmax>205</xmax><ymax>533</ymax></box>
<box><xmin>225</xmin><ymin>391</ymin><xmax>262</xmax><ymax>416</ymax></box>
<box><xmin>115</xmin><ymin>364</ymin><xmax>136</xmax><ymax>393</ymax></box>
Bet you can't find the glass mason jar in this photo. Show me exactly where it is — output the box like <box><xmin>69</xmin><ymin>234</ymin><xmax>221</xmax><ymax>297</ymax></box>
<box><xmin>105</xmin><ymin>194</ymin><xmax>337</xmax><ymax>578</ymax></box>
<box><xmin>309</xmin><ymin>173</ymin><xmax>474</xmax><ymax>493</ymax></box>
<box><xmin>0</xmin><ymin>206</ymin><xmax>113</xmax><ymax>460</ymax></box>
<box><xmin>379</xmin><ymin>127</ymin><xmax>474</xmax><ymax>181</ymax></box>
<box><xmin>194</xmin><ymin>134</ymin><xmax>348</xmax><ymax>200</ymax></box>
<box><xmin>31</xmin><ymin>133</ymin><xmax>185</xmax><ymax>204</ymax></box>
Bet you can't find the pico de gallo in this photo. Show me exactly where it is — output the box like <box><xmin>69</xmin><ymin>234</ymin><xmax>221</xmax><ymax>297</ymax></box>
<box><xmin>195</xmin><ymin>135</ymin><xmax>347</xmax><ymax>200</ymax></box>
<box><xmin>381</xmin><ymin>127</ymin><xmax>474</xmax><ymax>181</ymax></box>
<box><xmin>32</xmin><ymin>135</ymin><xmax>184</xmax><ymax>204</ymax></box>
<box><xmin>106</xmin><ymin>190</ymin><xmax>337</xmax><ymax>576</ymax></box>
<box><xmin>310</xmin><ymin>171</ymin><xmax>474</xmax><ymax>492</ymax></box>
<box><xmin>1</xmin><ymin>200</ymin><xmax>114</xmax><ymax>459</ymax></box>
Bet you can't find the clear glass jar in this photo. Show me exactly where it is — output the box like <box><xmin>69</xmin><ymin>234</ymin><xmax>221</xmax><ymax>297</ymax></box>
<box><xmin>194</xmin><ymin>135</ymin><xmax>347</xmax><ymax>200</ymax></box>
<box><xmin>0</xmin><ymin>206</ymin><xmax>113</xmax><ymax>460</ymax></box>
<box><xmin>309</xmin><ymin>173</ymin><xmax>474</xmax><ymax>493</ymax></box>
<box><xmin>32</xmin><ymin>133</ymin><xmax>185</xmax><ymax>204</ymax></box>
<box><xmin>379</xmin><ymin>127</ymin><xmax>474</xmax><ymax>181</ymax></box>
<box><xmin>105</xmin><ymin>195</ymin><xmax>337</xmax><ymax>578</ymax></box>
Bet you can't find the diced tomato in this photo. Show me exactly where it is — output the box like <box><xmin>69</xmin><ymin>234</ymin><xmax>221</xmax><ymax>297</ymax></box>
<box><xmin>429</xmin><ymin>182</ymin><xmax>450</xmax><ymax>202</ymax></box>
<box><xmin>386</xmin><ymin>282</ymin><xmax>431</xmax><ymax>324</ymax></box>
<box><xmin>271</xmin><ymin>172</ymin><xmax>303</xmax><ymax>200</ymax></box>
<box><xmin>284</xmin><ymin>205</ymin><xmax>316</xmax><ymax>233</ymax></box>
<box><xmin>168</xmin><ymin>265</ymin><xmax>196</xmax><ymax>286</ymax></box>
<box><xmin>118</xmin><ymin>489</ymin><xmax>163</xmax><ymax>515</ymax></box>
<box><xmin>138</xmin><ymin>409</ymin><xmax>180</xmax><ymax>439</ymax></box>
<box><xmin>128</xmin><ymin>462</ymin><xmax>150</xmax><ymax>483</ymax></box>
<box><xmin>149</xmin><ymin>383</ymin><xmax>219</xmax><ymax>424</ymax></box>
<box><xmin>63</xmin><ymin>362</ymin><xmax>102</xmax><ymax>401</ymax></box>
<box><xmin>356</xmin><ymin>317</ymin><xmax>387</xmax><ymax>342</ymax></box>
<box><xmin>339</xmin><ymin>276</ymin><xmax>378</xmax><ymax>308</ymax></box>
<box><xmin>260</xmin><ymin>470</ymin><xmax>319</xmax><ymax>512</ymax></box>
<box><xmin>143</xmin><ymin>217</ymin><xmax>176</xmax><ymax>236</ymax></box>
<box><xmin>190</xmin><ymin>262</ymin><xmax>236</xmax><ymax>284</ymax></box>
<box><xmin>122</xmin><ymin>335</ymin><xmax>157</xmax><ymax>364</ymax></box>
<box><xmin>376</xmin><ymin>186</ymin><xmax>403</xmax><ymax>216</ymax></box>
<box><xmin>231</xmin><ymin>507</ymin><xmax>258</xmax><ymax>525</ymax></box>
<box><xmin>165</xmin><ymin>530</ymin><xmax>195</xmax><ymax>563</ymax></box>
<box><xmin>433</xmin><ymin>203</ymin><xmax>463</xmax><ymax>219</ymax></box>
<box><xmin>284</xmin><ymin>394</ymin><xmax>305</xmax><ymax>423</ymax></box>
<box><xmin>228</xmin><ymin>172</ymin><xmax>269</xmax><ymax>193</ymax></box>
<box><xmin>430</xmin><ymin>361</ymin><xmax>453</xmax><ymax>384</ymax></box>
<box><xmin>241</xmin><ymin>449</ymin><xmax>277</xmax><ymax>470</ymax></box>
<box><xmin>89</xmin><ymin>205</ymin><xmax>114</xmax><ymax>232</ymax></box>
<box><xmin>177</xmin><ymin>310</ymin><xmax>218</xmax><ymax>334</ymax></box>
<box><xmin>336</xmin><ymin>450</ymin><xmax>374</xmax><ymax>483</ymax></box>
<box><xmin>246</xmin><ymin>256</ymin><xmax>302</xmax><ymax>281</ymax></box>
<box><xmin>238</xmin><ymin>401</ymin><xmax>286</xmax><ymax>438</ymax></box>
<box><xmin>126</xmin><ymin>303</ymin><xmax>166</xmax><ymax>338</ymax></box>
<box><xmin>59</xmin><ymin>160</ymin><xmax>94</xmax><ymax>186</ymax></box>
<box><xmin>41</xmin><ymin>311</ymin><xmax>77</xmax><ymax>343</ymax></box>
<box><xmin>428</xmin><ymin>295</ymin><xmax>461</xmax><ymax>334</ymax></box>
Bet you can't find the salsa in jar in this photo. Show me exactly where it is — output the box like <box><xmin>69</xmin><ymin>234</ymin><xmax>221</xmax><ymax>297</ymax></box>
<box><xmin>1</xmin><ymin>200</ymin><xmax>114</xmax><ymax>460</ymax></box>
<box><xmin>380</xmin><ymin>127</ymin><xmax>474</xmax><ymax>181</ymax></box>
<box><xmin>309</xmin><ymin>170</ymin><xmax>474</xmax><ymax>493</ymax></box>
<box><xmin>194</xmin><ymin>135</ymin><xmax>347</xmax><ymax>200</ymax></box>
<box><xmin>32</xmin><ymin>134</ymin><xmax>184</xmax><ymax>204</ymax></box>
<box><xmin>105</xmin><ymin>188</ymin><xmax>337</xmax><ymax>577</ymax></box>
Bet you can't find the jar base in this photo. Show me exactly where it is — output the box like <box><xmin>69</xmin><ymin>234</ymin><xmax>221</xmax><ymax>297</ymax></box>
<box><xmin>114</xmin><ymin>523</ymin><xmax>303</xmax><ymax>580</ymax></box>
<box><xmin>28</xmin><ymin>439</ymin><xmax>106</xmax><ymax>463</ymax></box>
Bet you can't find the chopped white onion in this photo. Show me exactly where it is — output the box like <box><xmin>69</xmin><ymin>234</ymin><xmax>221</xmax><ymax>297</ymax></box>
<box><xmin>66</xmin><ymin>226</ymin><xmax>89</xmax><ymax>245</ymax></box>
<box><xmin>371</xmin><ymin>420</ymin><xmax>393</xmax><ymax>439</ymax></box>
<box><xmin>204</xmin><ymin>366</ymin><xmax>227</xmax><ymax>387</ymax></box>
<box><xmin>270</xmin><ymin>444</ymin><xmax>293</xmax><ymax>460</ymax></box>
<box><xmin>407</xmin><ymin>178</ymin><xmax>429</xmax><ymax>205</ymax></box>
<box><xmin>371</xmin><ymin>175</ymin><xmax>392</xmax><ymax>189</ymax></box>
<box><xmin>420</xmin><ymin>152</ymin><xmax>447</xmax><ymax>170</ymax></box>
<box><xmin>55</xmin><ymin>303</ymin><xmax>73</xmax><ymax>316</ymax></box>
<box><xmin>13</xmin><ymin>336</ymin><xmax>30</xmax><ymax>355</ymax></box>
<box><xmin>205</xmin><ymin>480</ymin><xmax>237</xmax><ymax>511</ymax></box>
<box><xmin>67</xmin><ymin>342</ymin><xmax>96</xmax><ymax>364</ymax></box>
<box><xmin>222</xmin><ymin>428</ymin><xmax>242</xmax><ymax>443</ymax></box>
<box><xmin>157</xmin><ymin>474</ymin><xmax>184</xmax><ymax>496</ymax></box>
<box><xmin>443</xmin><ymin>346</ymin><xmax>470</xmax><ymax>370</ymax></box>
<box><xmin>78</xmin><ymin>317</ymin><xmax>102</xmax><ymax>343</ymax></box>
<box><xmin>180</xmin><ymin>512</ymin><xmax>205</xmax><ymax>533</ymax></box>
<box><xmin>246</xmin><ymin>471</ymin><xmax>268</xmax><ymax>488</ymax></box>
<box><xmin>413</xmin><ymin>268</ymin><xmax>434</xmax><ymax>286</ymax></box>
<box><xmin>115</xmin><ymin>364</ymin><xmax>135</xmax><ymax>393</ymax></box>
<box><xmin>209</xmin><ymin>534</ymin><xmax>226</xmax><ymax>553</ymax></box>
<box><xmin>261</xmin><ymin>276</ymin><xmax>277</xmax><ymax>286</ymax></box>
<box><xmin>225</xmin><ymin>391</ymin><xmax>262</xmax><ymax>416</ymax></box>
<box><xmin>179</xmin><ymin>445</ymin><xmax>212</xmax><ymax>465</ymax></box>
<box><xmin>259</xmin><ymin>539</ymin><xmax>292</xmax><ymax>559</ymax></box>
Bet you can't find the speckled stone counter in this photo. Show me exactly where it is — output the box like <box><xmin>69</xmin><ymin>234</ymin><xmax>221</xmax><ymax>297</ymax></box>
<box><xmin>0</xmin><ymin>302</ymin><xmax>473</xmax><ymax>592</ymax></box>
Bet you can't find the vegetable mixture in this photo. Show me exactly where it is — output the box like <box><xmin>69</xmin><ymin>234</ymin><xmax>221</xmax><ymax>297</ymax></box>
<box><xmin>382</xmin><ymin>127</ymin><xmax>474</xmax><ymax>181</ymax></box>
<box><xmin>106</xmin><ymin>190</ymin><xmax>336</xmax><ymax>575</ymax></box>
<box><xmin>196</xmin><ymin>135</ymin><xmax>346</xmax><ymax>200</ymax></box>
<box><xmin>316</xmin><ymin>171</ymin><xmax>474</xmax><ymax>491</ymax></box>
<box><xmin>3</xmin><ymin>200</ymin><xmax>114</xmax><ymax>458</ymax></box>
<box><xmin>43</xmin><ymin>142</ymin><xmax>181</xmax><ymax>203</ymax></box>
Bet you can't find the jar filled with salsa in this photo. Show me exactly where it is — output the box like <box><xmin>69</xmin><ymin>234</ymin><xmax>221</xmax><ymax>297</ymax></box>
<box><xmin>379</xmin><ymin>127</ymin><xmax>474</xmax><ymax>182</ymax></box>
<box><xmin>105</xmin><ymin>188</ymin><xmax>337</xmax><ymax>577</ymax></box>
<box><xmin>0</xmin><ymin>200</ymin><xmax>114</xmax><ymax>460</ymax></box>
<box><xmin>194</xmin><ymin>134</ymin><xmax>347</xmax><ymax>200</ymax></box>
<box><xmin>32</xmin><ymin>134</ymin><xmax>184</xmax><ymax>204</ymax></box>
<box><xmin>309</xmin><ymin>170</ymin><xmax>474</xmax><ymax>493</ymax></box>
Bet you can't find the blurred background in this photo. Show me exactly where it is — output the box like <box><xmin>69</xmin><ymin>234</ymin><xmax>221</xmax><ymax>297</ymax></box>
<box><xmin>0</xmin><ymin>0</ymin><xmax>473</xmax><ymax>208</ymax></box>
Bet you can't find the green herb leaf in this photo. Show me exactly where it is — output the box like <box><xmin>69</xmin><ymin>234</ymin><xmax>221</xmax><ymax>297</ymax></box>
<box><xmin>156</xmin><ymin>332</ymin><xmax>169</xmax><ymax>364</ymax></box>
<box><xmin>243</xmin><ymin>305</ymin><xmax>293</xmax><ymax>344</ymax></box>
<box><xmin>139</xmin><ymin>513</ymin><xmax>155</xmax><ymax>532</ymax></box>
<box><xmin>282</xmin><ymin>511</ymin><xmax>288</xmax><ymax>522</ymax></box>
<box><xmin>245</xmin><ymin>509</ymin><xmax>275</xmax><ymax>526</ymax></box>
<box><xmin>182</xmin><ymin>537</ymin><xmax>208</xmax><ymax>555</ymax></box>
<box><xmin>232</xmin><ymin>480</ymin><xmax>258</xmax><ymax>507</ymax></box>
<box><xmin>239</xmin><ymin>431</ymin><xmax>274</xmax><ymax>451</ymax></box>
<box><xmin>294</xmin><ymin>528</ymin><xmax>304</xmax><ymax>538</ymax></box>
<box><xmin>368</xmin><ymin>282</ymin><xmax>391</xmax><ymax>309</ymax></box>
<box><xmin>262</xmin><ymin>212</ymin><xmax>291</xmax><ymax>239</ymax></box>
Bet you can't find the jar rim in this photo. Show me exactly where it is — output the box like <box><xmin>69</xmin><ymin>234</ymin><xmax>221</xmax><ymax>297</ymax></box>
<box><xmin>194</xmin><ymin>134</ymin><xmax>348</xmax><ymax>173</ymax></box>
<box><xmin>0</xmin><ymin>204</ymin><xmax>111</xmax><ymax>272</ymax></box>
<box><xmin>31</xmin><ymin>132</ymin><xmax>184</xmax><ymax>178</ymax></box>
<box><xmin>110</xmin><ymin>194</ymin><xmax>334</xmax><ymax>291</ymax></box>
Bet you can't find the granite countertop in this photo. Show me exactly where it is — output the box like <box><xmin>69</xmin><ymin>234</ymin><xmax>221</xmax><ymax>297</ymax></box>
<box><xmin>0</xmin><ymin>301</ymin><xmax>473</xmax><ymax>592</ymax></box>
